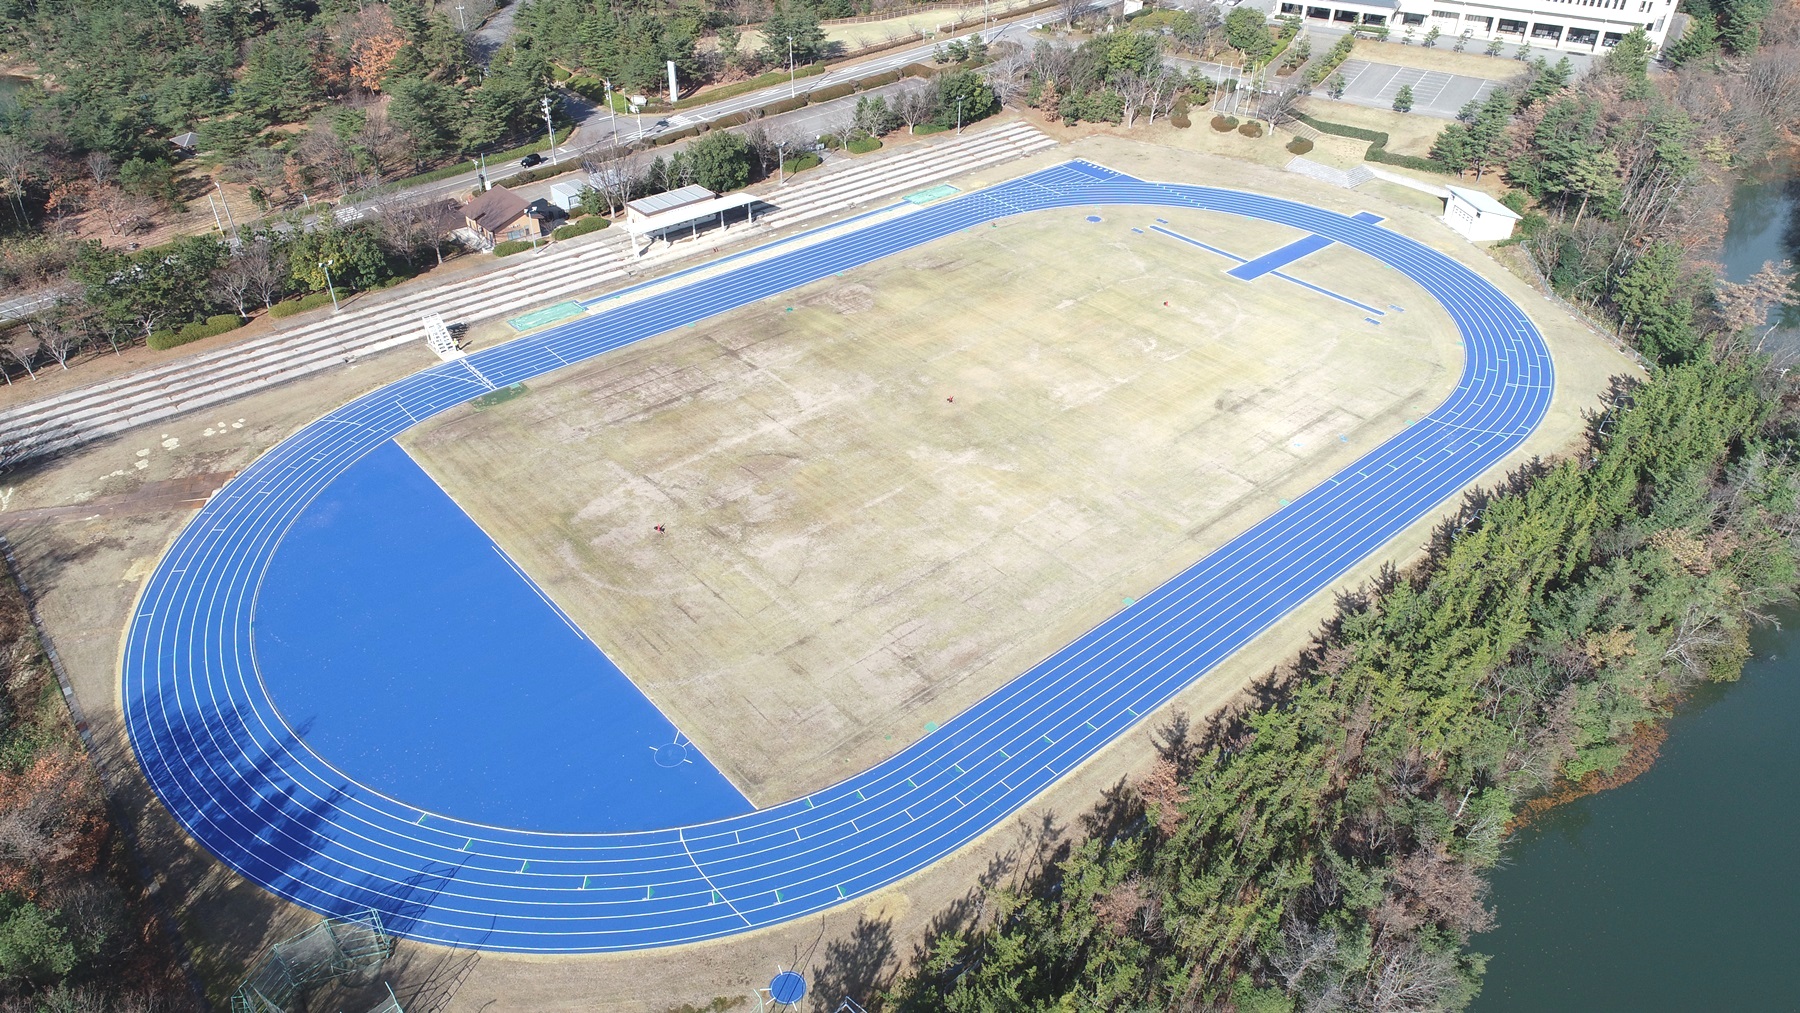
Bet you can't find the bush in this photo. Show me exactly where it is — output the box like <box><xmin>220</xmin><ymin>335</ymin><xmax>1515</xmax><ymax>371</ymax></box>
<box><xmin>1210</xmin><ymin>114</ymin><xmax>1239</xmax><ymax>132</ymax></box>
<box><xmin>810</xmin><ymin>82</ymin><xmax>855</xmax><ymax>102</ymax></box>
<box><xmin>1171</xmin><ymin>110</ymin><xmax>1191</xmax><ymax>128</ymax></box>
<box><xmin>782</xmin><ymin>152</ymin><xmax>822</xmax><ymax>175</ymax></box>
<box><xmin>268</xmin><ymin>291</ymin><xmax>337</xmax><ymax>318</ymax></box>
<box><xmin>899</xmin><ymin>62</ymin><xmax>937</xmax><ymax>79</ymax></box>
<box><xmin>860</xmin><ymin>70</ymin><xmax>902</xmax><ymax>89</ymax></box>
<box><xmin>1238</xmin><ymin>120</ymin><xmax>1265</xmax><ymax>137</ymax></box>
<box><xmin>492</xmin><ymin>239</ymin><xmax>536</xmax><ymax>256</ymax></box>
<box><xmin>847</xmin><ymin>137</ymin><xmax>882</xmax><ymax>154</ymax></box>
<box><xmin>552</xmin><ymin>216</ymin><xmax>611</xmax><ymax>241</ymax></box>
<box><xmin>1286</xmin><ymin>136</ymin><xmax>1314</xmax><ymax>154</ymax></box>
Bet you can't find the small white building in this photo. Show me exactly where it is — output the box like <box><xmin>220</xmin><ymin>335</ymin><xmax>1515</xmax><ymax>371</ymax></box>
<box><xmin>548</xmin><ymin>181</ymin><xmax>587</xmax><ymax>213</ymax></box>
<box><xmin>1442</xmin><ymin>185</ymin><xmax>1521</xmax><ymax>242</ymax></box>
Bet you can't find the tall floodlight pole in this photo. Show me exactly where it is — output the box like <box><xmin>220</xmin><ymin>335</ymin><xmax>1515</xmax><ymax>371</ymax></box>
<box><xmin>319</xmin><ymin>259</ymin><xmax>339</xmax><ymax>312</ymax></box>
<box><xmin>788</xmin><ymin>36</ymin><xmax>797</xmax><ymax>97</ymax></box>
<box><xmin>956</xmin><ymin>95</ymin><xmax>965</xmax><ymax>134</ymax></box>
<box><xmin>541</xmin><ymin>94</ymin><xmax>557</xmax><ymax>163</ymax></box>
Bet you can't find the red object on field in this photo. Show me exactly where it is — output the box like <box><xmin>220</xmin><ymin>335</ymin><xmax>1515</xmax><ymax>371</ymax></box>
<box><xmin>947</xmin><ymin>396</ymin><xmax>954</xmax><ymax>403</ymax></box>
<box><xmin>654</xmin><ymin>524</ymin><xmax>664</xmax><ymax>533</ymax></box>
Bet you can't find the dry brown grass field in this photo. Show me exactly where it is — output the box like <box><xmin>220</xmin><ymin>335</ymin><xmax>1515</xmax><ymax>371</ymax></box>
<box><xmin>401</xmin><ymin>203</ymin><xmax>1462</xmax><ymax>805</ymax></box>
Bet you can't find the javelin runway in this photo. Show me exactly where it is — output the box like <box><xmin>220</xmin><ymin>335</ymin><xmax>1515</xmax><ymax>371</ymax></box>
<box><xmin>122</xmin><ymin>161</ymin><xmax>1553</xmax><ymax>953</ymax></box>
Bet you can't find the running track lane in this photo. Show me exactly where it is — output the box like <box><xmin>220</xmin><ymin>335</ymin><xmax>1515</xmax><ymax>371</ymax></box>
<box><xmin>121</xmin><ymin>160</ymin><xmax>1554</xmax><ymax>953</ymax></box>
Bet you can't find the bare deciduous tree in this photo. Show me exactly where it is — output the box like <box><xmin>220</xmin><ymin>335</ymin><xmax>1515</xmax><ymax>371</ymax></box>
<box><xmin>581</xmin><ymin>144</ymin><xmax>643</xmax><ymax>213</ymax></box>
<box><xmin>236</xmin><ymin>234</ymin><xmax>287</xmax><ymax>310</ymax></box>
<box><xmin>893</xmin><ymin>84</ymin><xmax>937</xmax><ymax>134</ymax></box>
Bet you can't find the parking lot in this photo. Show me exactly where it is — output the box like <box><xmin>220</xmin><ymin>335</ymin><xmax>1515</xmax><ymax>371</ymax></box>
<box><xmin>1333</xmin><ymin>60</ymin><xmax>1505</xmax><ymax>118</ymax></box>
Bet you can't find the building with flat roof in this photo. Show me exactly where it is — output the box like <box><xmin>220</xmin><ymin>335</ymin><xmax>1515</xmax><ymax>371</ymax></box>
<box><xmin>1277</xmin><ymin>0</ymin><xmax>1677</xmax><ymax>53</ymax></box>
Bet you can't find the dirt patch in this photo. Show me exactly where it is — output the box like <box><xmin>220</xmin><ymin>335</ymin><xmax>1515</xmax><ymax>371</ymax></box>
<box><xmin>404</xmin><ymin>203</ymin><xmax>1459</xmax><ymax>805</ymax></box>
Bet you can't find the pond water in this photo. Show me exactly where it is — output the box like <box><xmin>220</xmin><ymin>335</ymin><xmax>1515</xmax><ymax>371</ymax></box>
<box><xmin>1474</xmin><ymin>167</ymin><xmax>1800</xmax><ymax>1009</ymax></box>
<box><xmin>1718</xmin><ymin>163</ymin><xmax>1800</xmax><ymax>330</ymax></box>
<box><xmin>1472</xmin><ymin>611</ymin><xmax>1800</xmax><ymax>1010</ymax></box>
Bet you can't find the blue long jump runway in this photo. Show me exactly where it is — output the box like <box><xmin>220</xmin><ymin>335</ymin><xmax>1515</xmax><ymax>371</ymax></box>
<box><xmin>122</xmin><ymin>160</ymin><xmax>1554</xmax><ymax>953</ymax></box>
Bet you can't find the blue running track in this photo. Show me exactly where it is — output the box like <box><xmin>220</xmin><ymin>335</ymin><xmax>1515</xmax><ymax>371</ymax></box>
<box><xmin>121</xmin><ymin>160</ymin><xmax>1554</xmax><ymax>953</ymax></box>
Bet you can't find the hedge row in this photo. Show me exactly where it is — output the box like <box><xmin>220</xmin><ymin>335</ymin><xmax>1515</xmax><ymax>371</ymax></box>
<box><xmin>268</xmin><ymin>291</ymin><xmax>337</xmax><ymax>318</ymax></box>
<box><xmin>899</xmin><ymin>62</ymin><xmax>938</xmax><ymax>79</ymax></box>
<box><xmin>148</xmin><ymin>314</ymin><xmax>246</xmax><ymax>350</ymax></box>
<box><xmin>668</xmin><ymin>62</ymin><xmax>827</xmax><ymax>110</ymax></box>
<box><xmin>505</xmin><ymin>161</ymin><xmax>584</xmax><ymax>186</ymax></box>
<box><xmin>847</xmin><ymin>137</ymin><xmax>882</xmax><ymax>154</ymax></box>
<box><xmin>493</xmin><ymin>239</ymin><xmax>537</xmax><ymax>256</ymax></box>
<box><xmin>379</xmin><ymin>127</ymin><xmax>577</xmax><ymax>194</ymax></box>
<box><xmin>552</xmin><ymin>215</ymin><xmax>611</xmax><ymax>240</ymax></box>
<box><xmin>1294</xmin><ymin>113</ymin><xmax>1452</xmax><ymax>174</ymax></box>
<box><xmin>757</xmin><ymin>95</ymin><xmax>809</xmax><ymax>116</ymax></box>
<box><xmin>809</xmin><ymin>81</ymin><xmax>856</xmax><ymax>102</ymax></box>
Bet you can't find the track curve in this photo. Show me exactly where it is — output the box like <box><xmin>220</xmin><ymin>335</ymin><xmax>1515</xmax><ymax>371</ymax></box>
<box><xmin>122</xmin><ymin>161</ymin><xmax>1554</xmax><ymax>953</ymax></box>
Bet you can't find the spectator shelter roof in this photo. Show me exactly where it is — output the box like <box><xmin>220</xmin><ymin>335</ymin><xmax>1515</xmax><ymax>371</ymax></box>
<box><xmin>624</xmin><ymin>191</ymin><xmax>760</xmax><ymax>238</ymax></box>
<box><xmin>626</xmin><ymin>184</ymin><xmax>718</xmax><ymax>219</ymax></box>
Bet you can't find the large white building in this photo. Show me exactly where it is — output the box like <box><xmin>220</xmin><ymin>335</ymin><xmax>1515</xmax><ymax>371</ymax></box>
<box><xmin>1277</xmin><ymin>0</ymin><xmax>1678</xmax><ymax>54</ymax></box>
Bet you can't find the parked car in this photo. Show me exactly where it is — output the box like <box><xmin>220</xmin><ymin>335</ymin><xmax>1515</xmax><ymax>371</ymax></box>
<box><xmin>520</xmin><ymin>152</ymin><xmax>545</xmax><ymax>168</ymax></box>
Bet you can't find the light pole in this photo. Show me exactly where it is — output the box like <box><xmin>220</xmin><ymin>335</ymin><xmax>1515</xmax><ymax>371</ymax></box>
<box><xmin>319</xmin><ymin>259</ymin><xmax>339</xmax><ymax>312</ymax></box>
<box><xmin>956</xmin><ymin>94</ymin><xmax>965</xmax><ymax>134</ymax></box>
<box><xmin>788</xmin><ymin>35</ymin><xmax>796</xmax><ymax>97</ymax></box>
<box><xmin>775</xmin><ymin>139</ymin><xmax>788</xmax><ymax>184</ymax></box>
<box><xmin>540</xmin><ymin>93</ymin><xmax>557</xmax><ymax>163</ymax></box>
<box><xmin>455</xmin><ymin>3</ymin><xmax>467</xmax><ymax>30</ymax></box>
<box><xmin>603</xmin><ymin>78</ymin><xmax>618</xmax><ymax>141</ymax></box>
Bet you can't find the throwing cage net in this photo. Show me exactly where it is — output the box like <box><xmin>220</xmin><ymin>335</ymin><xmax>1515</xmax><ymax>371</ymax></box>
<box><xmin>230</xmin><ymin>909</ymin><xmax>396</xmax><ymax>1013</ymax></box>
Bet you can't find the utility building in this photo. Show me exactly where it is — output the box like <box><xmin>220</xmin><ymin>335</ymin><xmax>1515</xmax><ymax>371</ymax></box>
<box><xmin>1441</xmin><ymin>185</ymin><xmax>1522</xmax><ymax>242</ymax></box>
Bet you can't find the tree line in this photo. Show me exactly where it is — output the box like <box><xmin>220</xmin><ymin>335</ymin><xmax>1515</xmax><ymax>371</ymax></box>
<box><xmin>0</xmin><ymin>0</ymin><xmax>553</xmax><ymax>241</ymax></box>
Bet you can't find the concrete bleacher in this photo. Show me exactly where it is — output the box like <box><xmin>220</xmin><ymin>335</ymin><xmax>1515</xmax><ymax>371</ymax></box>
<box><xmin>0</xmin><ymin>122</ymin><xmax>1056</xmax><ymax>464</ymax></box>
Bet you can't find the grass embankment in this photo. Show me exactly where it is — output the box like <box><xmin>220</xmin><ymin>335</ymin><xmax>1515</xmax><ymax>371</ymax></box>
<box><xmin>887</xmin><ymin>353</ymin><xmax>1800</xmax><ymax>1011</ymax></box>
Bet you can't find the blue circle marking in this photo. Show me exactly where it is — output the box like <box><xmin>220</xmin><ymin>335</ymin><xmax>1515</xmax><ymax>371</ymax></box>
<box><xmin>770</xmin><ymin>970</ymin><xmax>807</xmax><ymax>1004</ymax></box>
<box><xmin>1085</xmin><ymin>214</ymin><xmax>1103</xmax><ymax>222</ymax></box>
<box><xmin>121</xmin><ymin>159</ymin><xmax>1553</xmax><ymax>954</ymax></box>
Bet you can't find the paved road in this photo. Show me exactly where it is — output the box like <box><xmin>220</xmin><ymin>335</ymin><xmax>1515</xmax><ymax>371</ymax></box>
<box><xmin>123</xmin><ymin>159</ymin><xmax>1555</xmax><ymax>954</ymax></box>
